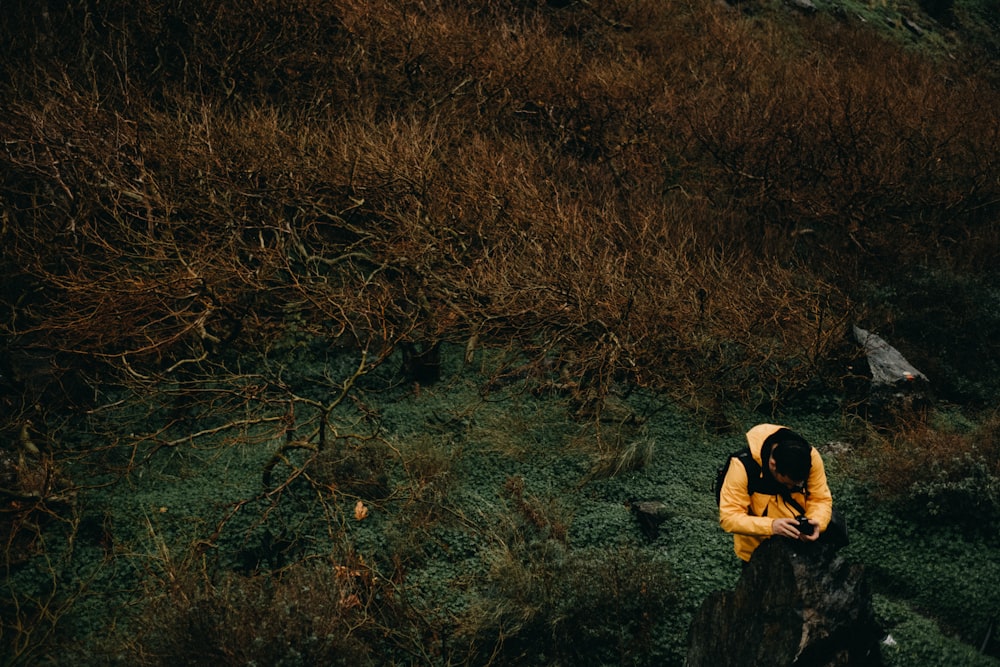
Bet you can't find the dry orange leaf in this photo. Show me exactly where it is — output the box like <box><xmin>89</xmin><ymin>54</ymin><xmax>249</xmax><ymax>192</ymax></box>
<box><xmin>354</xmin><ymin>500</ymin><xmax>369</xmax><ymax>520</ymax></box>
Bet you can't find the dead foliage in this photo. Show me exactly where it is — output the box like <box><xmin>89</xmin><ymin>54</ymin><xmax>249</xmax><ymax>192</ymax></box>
<box><xmin>1</xmin><ymin>2</ymin><xmax>999</xmax><ymax>657</ymax></box>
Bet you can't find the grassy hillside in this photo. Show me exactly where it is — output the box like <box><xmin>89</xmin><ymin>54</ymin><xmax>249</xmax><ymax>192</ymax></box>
<box><xmin>2</xmin><ymin>0</ymin><xmax>999</xmax><ymax>664</ymax></box>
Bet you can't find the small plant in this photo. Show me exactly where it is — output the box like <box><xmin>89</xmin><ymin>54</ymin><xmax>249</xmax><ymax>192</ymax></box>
<box><xmin>502</xmin><ymin>474</ymin><xmax>570</xmax><ymax>542</ymax></box>
<box><xmin>310</xmin><ymin>435</ymin><xmax>392</xmax><ymax>501</ymax></box>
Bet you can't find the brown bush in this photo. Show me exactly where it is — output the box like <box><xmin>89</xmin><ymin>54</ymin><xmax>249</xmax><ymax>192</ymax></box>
<box><xmin>2</xmin><ymin>0</ymin><xmax>998</xmax><ymax>413</ymax></box>
<box><xmin>123</xmin><ymin>556</ymin><xmax>383</xmax><ymax>666</ymax></box>
<box><xmin>848</xmin><ymin>412</ymin><xmax>1000</xmax><ymax>526</ymax></box>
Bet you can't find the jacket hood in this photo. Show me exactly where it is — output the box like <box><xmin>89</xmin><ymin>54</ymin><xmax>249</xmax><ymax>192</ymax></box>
<box><xmin>745</xmin><ymin>423</ymin><xmax>787</xmax><ymax>465</ymax></box>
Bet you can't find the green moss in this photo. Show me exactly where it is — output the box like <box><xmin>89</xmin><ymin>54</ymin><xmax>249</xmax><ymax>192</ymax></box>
<box><xmin>874</xmin><ymin>596</ymin><xmax>1000</xmax><ymax>667</ymax></box>
<box><xmin>5</xmin><ymin>346</ymin><xmax>999</xmax><ymax>665</ymax></box>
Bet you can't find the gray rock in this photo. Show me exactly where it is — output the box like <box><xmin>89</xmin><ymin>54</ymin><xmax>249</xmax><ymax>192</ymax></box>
<box><xmin>630</xmin><ymin>500</ymin><xmax>672</xmax><ymax>540</ymax></box>
<box><xmin>852</xmin><ymin>326</ymin><xmax>927</xmax><ymax>387</ymax></box>
<box><xmin>686</xmin><ymin>539</ymin><xmax>882</xmax><ymax>666</ymax></box>
<box><xmin>786</xmin><ymin>0</ymin><xmax>817</xmax><ymax>13</ymax></box>
<box><xmin>903</xmin><ymin>17</ymin><xmax>924</xmax><ymax>36</ymax></box>
<box><xmin>851</xmin><ymin>326</ymin><xmax>930</xmax><ymax>417</ymax></box>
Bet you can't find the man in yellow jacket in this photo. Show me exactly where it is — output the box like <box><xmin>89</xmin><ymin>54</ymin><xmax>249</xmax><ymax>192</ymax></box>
<box><xmin>719</xmin><ymin>424</ymin><xmax>834</xmax><ymax>563</ymax></box>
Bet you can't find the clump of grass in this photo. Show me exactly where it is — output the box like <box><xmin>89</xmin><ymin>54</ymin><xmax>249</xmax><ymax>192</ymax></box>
<box><xmin>433</xmin><ymin>466</ymin><xmax>677</xmax><ymax>664</ymax></box>
<box><xmin>379</xmin><ymin>430</ymin><xmax>465</xmax><ymax>568</ymax></box>
<box><xmin>130</xmin><ymin>565</ymin><xmax>373</xmax><ymax>665</ymax></box>
<box><xmin>588</xmin><ymin>436</ymin><xmax>656</xmax><ymax>480</ymax></box>
<box><xmin>121</xmin><ymin>557</ymin><xmax>384</xmax><ymax>666</ymax></box>
<box><xmin>456</xmin><ymin>543</ymin><xmax>681</xmax><ymax>666</ymax></box>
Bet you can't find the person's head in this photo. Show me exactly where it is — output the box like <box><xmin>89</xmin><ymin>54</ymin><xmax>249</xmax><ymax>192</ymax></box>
<box><xmin>766</xmin><ymin>429</ymin><xmax>812</xmax><ymax>490</ymax></box>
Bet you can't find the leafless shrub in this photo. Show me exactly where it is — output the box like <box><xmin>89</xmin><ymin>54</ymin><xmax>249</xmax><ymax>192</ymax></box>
<box><xmin>2</xmin><ymin>1</ymin><xmax>1000</xmax><ymax>657</ymax></box>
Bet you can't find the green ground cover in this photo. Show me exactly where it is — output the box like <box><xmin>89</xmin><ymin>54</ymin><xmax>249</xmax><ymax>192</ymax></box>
<box><xmin>4</xmin><ymin>343</ymin><xmax>997</xmax><ymax>665</ymax></box>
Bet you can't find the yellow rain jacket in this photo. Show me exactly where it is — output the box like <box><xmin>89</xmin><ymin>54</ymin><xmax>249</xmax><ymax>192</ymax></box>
<box><xmin>719</xmin><ymin>423</ymin><xmax>833</xmax><ymax>562</ymax></box>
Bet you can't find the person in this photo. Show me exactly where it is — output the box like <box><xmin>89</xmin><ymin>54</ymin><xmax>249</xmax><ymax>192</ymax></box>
<box><xmin>719</xmin><ymin>423</ymin><xmax>833</xmax><ymax>563</ymax></box>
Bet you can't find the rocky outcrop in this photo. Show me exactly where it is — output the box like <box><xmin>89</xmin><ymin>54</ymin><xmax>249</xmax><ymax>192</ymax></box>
<box><xmin>686</xmin><ymin>539</ymin><xmax>882</xmax><ymax>667</ymax></box>
<box><xmin>851</xmin><ymin>325</ymin><xmax>930</xmax><ymax>417</ymax></box>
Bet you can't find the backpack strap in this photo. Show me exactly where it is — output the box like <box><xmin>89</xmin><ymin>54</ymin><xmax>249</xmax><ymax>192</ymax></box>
<box><xmin>737</xmin><ymin>446</ymin><xmax>808</xmax><ymax>515</ymax></box>
<box><xmin>732</xmin><ymin>449</ymin><xmax>763</xmax><ymax>496</ymax></box>
<box><xmin>779</xmin><ymin>488</ymin><xmax>807</xmax><ymax>516</ymax></box>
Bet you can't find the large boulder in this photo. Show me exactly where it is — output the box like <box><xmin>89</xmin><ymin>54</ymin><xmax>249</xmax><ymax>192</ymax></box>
<box><xmin>686</xmin><ymin>539</ymin><xmax>882</xmax><ymax>667</ymax></box>
<box><xmin>851</xmin><ymin>325</ymin><xmax>927</xmax><ymax>388</ymax></box>
<box><xmin>851</xmin><ymin>325</ymin><xmax>930</xmax><ymax>417</ymax></box>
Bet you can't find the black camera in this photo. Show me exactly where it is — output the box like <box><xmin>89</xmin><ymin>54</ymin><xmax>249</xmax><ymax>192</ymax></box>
<box><xmin>796</xmin><ymin>515</ymin><xmax>814</xmax><ymax>536</ymax></box>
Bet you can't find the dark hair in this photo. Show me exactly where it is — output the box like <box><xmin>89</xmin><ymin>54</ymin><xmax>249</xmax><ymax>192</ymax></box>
<box><xmin>767</xmin><ymin>429</ymin><xmax>812</xmax><ymax>484</ymax></box>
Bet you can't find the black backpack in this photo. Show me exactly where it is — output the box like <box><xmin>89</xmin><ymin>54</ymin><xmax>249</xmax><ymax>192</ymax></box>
<box><xmin>714</xmin><ymin>445</ymin><xmax>849</xmax><ymax>547</ymax></box>
<box><xmin>714</xmin><ymin>447</ymin><xmax>764</xmax><ymax>506</ymax></box>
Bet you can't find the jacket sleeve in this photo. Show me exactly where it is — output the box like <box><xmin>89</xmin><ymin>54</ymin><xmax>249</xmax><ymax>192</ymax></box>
<box><xmin>719</xmin><ymin>459</ymin><xmax>774</xmax><ymax>536</ymax></box>
<box><xmin>806</xmin><ymin>448</ymin><xmax>834</xmax><ymax>531</ymax></box>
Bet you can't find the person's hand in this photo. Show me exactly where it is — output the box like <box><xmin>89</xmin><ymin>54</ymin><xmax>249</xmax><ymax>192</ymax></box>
<box><xmin>771</xmin><ymin>517</ymin><xmax>820</xmax><ymax>542</ymax></box>
<box><xmin>771</xmin><ymin>517</ymin><xmax>799</xmax><ymax>538</ymax></box>
<box><xmin>798</xmin><ymin>518</ymin><xmax>821</xmax><ymax>542</ymax></box>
